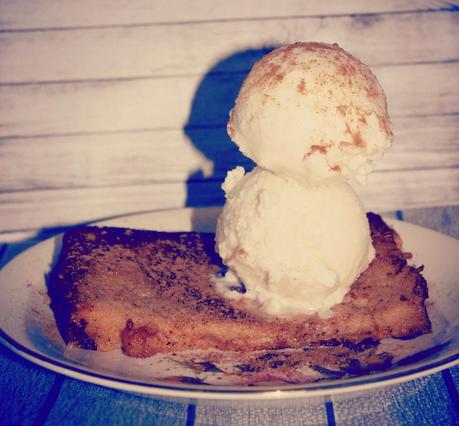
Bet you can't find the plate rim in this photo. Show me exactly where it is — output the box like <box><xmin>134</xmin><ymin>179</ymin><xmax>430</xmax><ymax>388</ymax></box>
<box><xmin>1</xmin><ymin>327</ymin><xmax>458</xmax><ymax>400</ymax></box>
<box><xmin>0</xmin><ymin>207</ymin><xmax>458</xmax><ymax>401</ymax></box>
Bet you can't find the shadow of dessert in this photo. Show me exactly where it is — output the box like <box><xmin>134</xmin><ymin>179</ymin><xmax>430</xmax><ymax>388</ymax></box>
<box><xmin>182</xmin><ymin>48</ymin><xmax>278</xmax><ymax>228</ymax></box>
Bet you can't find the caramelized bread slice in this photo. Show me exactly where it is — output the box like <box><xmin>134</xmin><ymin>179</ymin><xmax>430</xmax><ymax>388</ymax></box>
<box><xmin>48</xmin><ymin>213</ymin><xmax>431</xmax><ymax>357</ymax></box>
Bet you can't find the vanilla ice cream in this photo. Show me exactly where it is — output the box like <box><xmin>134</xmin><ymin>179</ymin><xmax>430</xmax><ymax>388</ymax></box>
<box><xmin>215</xmin><ymin>166</ymin><xmax>375</xmax><ymax>317</ymax></box>
<box><xmin>227</xmin><ymin>42</ymin><xmax>393</xmax><ymax>184</ymax></box>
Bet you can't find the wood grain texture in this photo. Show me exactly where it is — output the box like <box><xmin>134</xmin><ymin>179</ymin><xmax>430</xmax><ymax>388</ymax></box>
<box><xmin>0</xmin><ymin>168</ymin><xmax>458</xmax><ymax>236</ymax></box>
<box><xmin>0</xmin><ymin>0</ymin><xmax>455</xmax><ymax>30</ymax></box>
<box><xmin>355</xmin><ymin>168</ymin><xmax>459</xmax><ymax>209</ymax></box>
<box><xmin>0</xmin><ymin>181</ymin><xmax>209</xmax><ymax>234</ymax></box>
<box><xmin>332</xmin><ymin>373</ymin><xmax>459</xmax><ymax>425</ymax></box>
<box><xmin>0</xmin><ymin>4</ymin><xmax>457</xmax><ymax>236</ymax></box>
<box><xmin>1</xmin><ymin>114</ymin><xmax>458</xmax><ymax>237</ymax></box>
<box><xmin>44</xmin><ymin>377</ymin><xmax>188</xmax><ymax>426</ymax></box>
<box><xmin>0</xmin><ymin>62</ymin><xmax>458</xmax><ymax>138</ymax></box>
<box><xmin>1</xmin><ymin>10</ymin><xmax>458</xmax><ymax>84</ymax></box>
<box><xmin>1</xmin><ymin>115</ymin><xmax>458</xmax><ymax>192</ymax></box>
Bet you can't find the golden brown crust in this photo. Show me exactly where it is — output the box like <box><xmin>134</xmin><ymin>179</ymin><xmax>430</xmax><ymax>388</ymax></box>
<box><xmin>48</xmin><ymin>214</ymin><xmax>431</xmax><ymax>358</ymax></box>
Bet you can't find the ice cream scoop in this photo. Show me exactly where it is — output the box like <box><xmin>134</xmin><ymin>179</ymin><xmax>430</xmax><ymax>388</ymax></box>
<box><xmin>227</xmin><ymin>42</ymin><xmax>393</xmax><ymax>184</ymax></box>
<box><xmin>215</xmin><ymin>166</ymin><xmax>375</xmax><ymax>317</ymax></box>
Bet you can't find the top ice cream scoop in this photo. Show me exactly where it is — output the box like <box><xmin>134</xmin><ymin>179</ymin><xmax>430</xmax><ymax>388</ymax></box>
<box><xmin>227</xmin><ymin>42</ymin><xmax>393</xmax><ymax>184</ymax></box>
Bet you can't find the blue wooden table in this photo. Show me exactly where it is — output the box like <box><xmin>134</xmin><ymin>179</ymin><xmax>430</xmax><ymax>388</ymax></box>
<box><xmin>1</xmin><ymin>207</ymin><xmax>458</xmax><ymax>426</ymax></box>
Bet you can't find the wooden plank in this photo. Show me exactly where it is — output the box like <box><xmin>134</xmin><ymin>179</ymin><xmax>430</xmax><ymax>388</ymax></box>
<box><xmin>45</xmin><ymin>377</ymin><xmax>188</xmax><ymax>426</ymax></box>
<box><xmin>0</xmin><ymin>129</ymin><xmax>221</xmax><ymax>191</ymax></box>
<box><xmin>1</xmin><ymin>115</ymin><xmax>458</xmax><ymax>192</ymax></box>
<box><xmin>0</xmin><ymin>0</ymin><xmax>454</xmax><ymax>31</ymax></box>
<box><xmin>1</xmin><ymin>10</ymin><xmax>458</xmax><ymax>84</ymax></box>
<box><xmin>332</xmin><ymin>373</ymin><xmax>458</xmax><ymax>425</ymax></box>
<box><xmin>0</xmin><ymin>180</ymin><xmax>211</xmax><ymax>234</ymax></box>
<box><xmin>355</xmin><ymin>168</ymin><xmax>459</xmax><ymax>211</ymax></box>
<box><xmin>0</xmin><ymin>62</ymin><xmax>458</xmax><ymax>138</ymax></box>
<box><xmin>377</xmin><ymin>63</ymin><xmax>459</xmax><ymax>120</ymax></box>
<box><xmin>0</xmin><ymin>168</ymin><xmax>458</xmax><ymax>236</ymax></box>
<box><xmin>390</xmin><ymin>114</ymin><xmax>459</xmax><ymax>151</ymax></box>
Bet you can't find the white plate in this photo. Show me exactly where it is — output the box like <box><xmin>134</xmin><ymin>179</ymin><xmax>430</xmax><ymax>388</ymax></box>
<box><xmin>0</xmin><ymin>207</ymin><xmax>458</xmax><ymax>404</ymax></box>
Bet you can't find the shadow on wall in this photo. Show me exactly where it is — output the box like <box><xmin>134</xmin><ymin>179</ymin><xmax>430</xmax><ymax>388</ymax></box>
<box><xmin>0</xmin><ymin>48</ymin><xmax>278</xmax><ymax>262</ymax></box>
<box><xmin>183</xmin><ymin>47</ymin><xmax>276</xmax><ymax>210</ymax></box>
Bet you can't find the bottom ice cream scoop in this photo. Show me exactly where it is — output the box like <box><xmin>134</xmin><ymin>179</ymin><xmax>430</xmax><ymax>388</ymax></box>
<box><xmin>215</xmin><ymin>166</ymin><xmax>375</xmax><ymax>317</ymax></box>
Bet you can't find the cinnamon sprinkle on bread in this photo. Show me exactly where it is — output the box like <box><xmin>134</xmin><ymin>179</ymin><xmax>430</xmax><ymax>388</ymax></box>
<box><xmin>48</xmin><ymin>213</ymin><xmax>431</xmax><ymax>358</ymax></box>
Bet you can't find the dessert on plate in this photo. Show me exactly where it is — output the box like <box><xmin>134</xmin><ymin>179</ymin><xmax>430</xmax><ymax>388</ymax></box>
<box><xmin>49</xmin><ymin>214</ymin><xmax>429</xmax><ymax>358</ymax></box>
<box><xmin>48</xmin><ymin>42</ymin><xmax>431</xmax><ymax>379</ymax></box>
